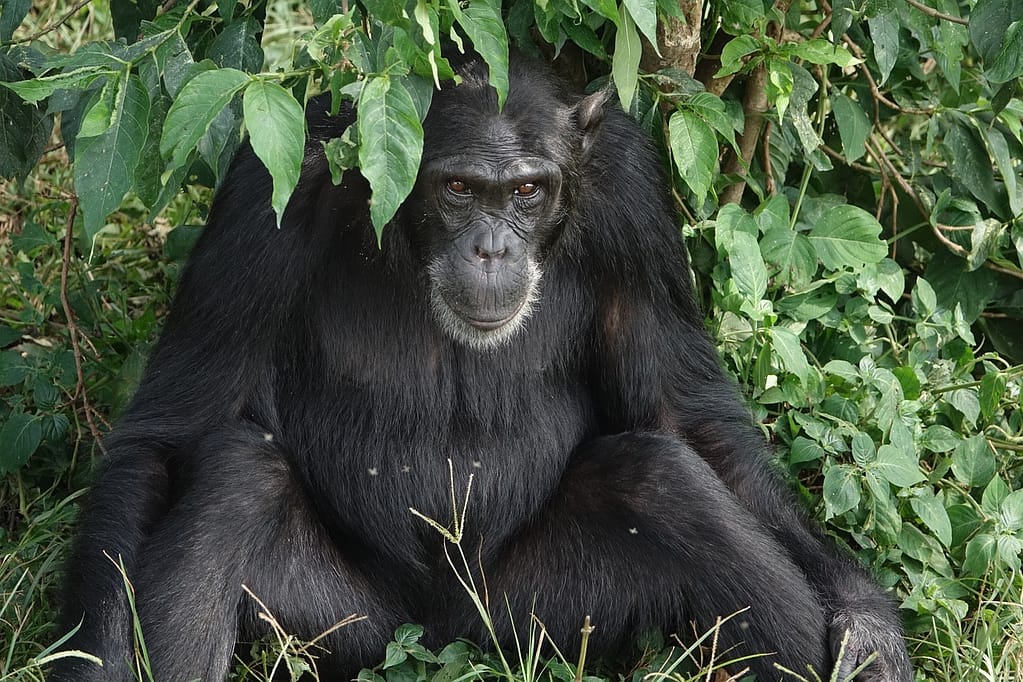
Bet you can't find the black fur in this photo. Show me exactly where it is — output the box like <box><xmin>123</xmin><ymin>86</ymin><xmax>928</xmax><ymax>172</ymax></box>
<box><xmin>52</xmin><ymin>54</ymin><xmax>911</xmax><ymax>682</ymax></box>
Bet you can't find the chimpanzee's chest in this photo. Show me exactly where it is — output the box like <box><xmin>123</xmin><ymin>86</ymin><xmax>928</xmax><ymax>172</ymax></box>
<box><xmin>277</xmin><ymin>348</ymin><xmax>599</xmax><ymax>568</ymax></box>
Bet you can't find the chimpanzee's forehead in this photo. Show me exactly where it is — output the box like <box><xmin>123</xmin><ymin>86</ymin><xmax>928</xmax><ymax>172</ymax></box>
<box><xmin>422</xmin><ymin>88</ymin><xmax>573</xmax><ymax>164</ymax></box>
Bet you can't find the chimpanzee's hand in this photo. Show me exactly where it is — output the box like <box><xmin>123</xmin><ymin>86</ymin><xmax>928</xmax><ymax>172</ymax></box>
<box><xmin>830</xmin><ymin>610</ymin><xmax>913</xmax><ymax>682</ymax></box>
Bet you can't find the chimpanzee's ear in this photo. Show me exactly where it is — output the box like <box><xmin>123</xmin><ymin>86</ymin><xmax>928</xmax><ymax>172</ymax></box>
<box><xmin>574</xmin><ymin>88</ymin><xmax>611</xmax><ymax>156</ymax></box>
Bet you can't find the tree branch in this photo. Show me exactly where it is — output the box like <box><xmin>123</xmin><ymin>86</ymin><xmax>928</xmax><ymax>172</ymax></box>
<box><xmin>905</xmin><ymin>0</ymin><xmax>969</xmax><ymax>26</ymax></box>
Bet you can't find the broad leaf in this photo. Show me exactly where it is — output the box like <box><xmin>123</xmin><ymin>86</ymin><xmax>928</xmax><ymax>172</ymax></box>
<box><xmin>454</xmin><ymin>0</ymin><xmax>508</xmax><ymax>109</ymax></box>
<box><xmin>867</xmin><ymin>12</ymin><xmax>899</xmax><ymax>85</ymax></box>
<box><xmin>668</xmin><ymin>110</ymin><xmax>717</xmax><ymax>207</ymax></box>
<box><xmin>209</xmin><ymin>17</ymin><xmax>265</xmax><ymax>73</ymax></box>
<box><xmin>832</xmin><ymin>92</ymin><xmax>870</xmax><ymax>163</ymax></box>
<box><xmin>358</xmin><ymin>75</ymin><xmax>424</xmax><ymax>239</ymax></box>
<box><xmin>807</xmin><ymin>205</ymin><xmax>887</xmax><ymax>270</ymax></box>
<box><xmin>74</xmin><ymin>73</ymin><xmax>150</xmax><ymax>250</ymax></box>
<box><xmin>0</xmin><ymin>411</ymin><xmax>42</xmax><ymax>473</ymax></box>
<box><xmin>824</xmin><ymin>464</ymin><xmax>861</xmax><ymax>519</ymax></box>
<box><xmin>243</xmin><ymin>80</ymin><xmax>306</xmax><ymax>227</ymax></box>
<box><xmin>612</xmin><ymin>3</ymin><xmax>641</xmax><ymax>109</ymax></box>
<box><xmin>623</xmin><ymin>0</ymin><xmax>658</xmax><ymax>54</ymax></box>
<box><xmin>160</xmin><ymin>67</ymin><xmax>250</xmax><ymax>171</ymax></box>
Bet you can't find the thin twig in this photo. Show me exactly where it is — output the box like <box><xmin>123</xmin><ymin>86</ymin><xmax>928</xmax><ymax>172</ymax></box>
<box><xmin>905</xmin><ymin>0</ymin><xmax>969</xmax><ymax>26</ymax></box>
<box><xmin>60</xmin><ymin>196</ymin><xmax>107</xmax><ymax>453</ymax></box>
<box><xmin>868</xmin><ymin>138</ymin><xmax>1023</xmax><ymax>281</ymax></box>
<box><xmin>3</xmin><ymin>0</ymin><xmax>93</xmax><ymax>46</ymax></box>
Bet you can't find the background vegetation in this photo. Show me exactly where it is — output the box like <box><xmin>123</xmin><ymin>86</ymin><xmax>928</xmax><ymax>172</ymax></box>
<box><xmin>1</xmin><ymin>0</ymin><xmax>1021</xmax><ymax>680</ymax></box>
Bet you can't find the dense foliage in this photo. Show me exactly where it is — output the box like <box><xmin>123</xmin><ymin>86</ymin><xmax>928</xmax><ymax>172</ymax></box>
<box><xmin>0</xmin><ymin>0</ymin><xmax>1020</xmax><ymax>680</ymax></box>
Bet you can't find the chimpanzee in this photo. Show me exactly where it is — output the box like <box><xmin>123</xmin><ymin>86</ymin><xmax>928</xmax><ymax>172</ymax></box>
<box><xmin>52</xmin><ymin>52</ymin><xmax>913</xmax><ymax>682</ymax></box>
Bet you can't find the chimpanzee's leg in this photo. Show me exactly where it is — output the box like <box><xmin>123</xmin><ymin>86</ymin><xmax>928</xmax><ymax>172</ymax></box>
<box><xmin>131</xmin><ymin>423</ymin><xmax>405</xmax><ymax>681</ymax></box>
<box><xmin>466</xmin><ymin>433</ymin><xmax>830</xmax><ymax>680</ymax></box>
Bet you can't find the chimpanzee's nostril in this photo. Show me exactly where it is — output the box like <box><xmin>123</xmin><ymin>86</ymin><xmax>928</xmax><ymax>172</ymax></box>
<box><xmin>475</xmin><ymin>245</ymin><xmax>507</xmax><ymax>260</ymax></box>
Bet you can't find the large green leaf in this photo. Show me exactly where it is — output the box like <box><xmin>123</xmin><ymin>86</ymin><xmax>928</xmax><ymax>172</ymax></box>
<box><xmin>0</xmin><ymin>0</ymin><xmax>31</xmax><ymax>42</ymax></box>
<box><xmin>872</xmin><ymin>444</ymin><xmax>926</xmax><ymax>487</ymax></box>
<box><xmin>0</xmin><ymin>54</ymin><xmax>53</xmax><ymax>182</ymax></box>
<box><xmin>160</xmin><ymin>67</ymin><xmax>250</xmax><ymax>171</ymax></box>
<box><xmin>0</xmin><ymin>411</ymin><xmax>42</xmax><ymax>473</ymax></box>
<box><xmin>623</xmin><ymin>0</ymin><xmax>658</xmax><ymax>53</ymax></box>
<box><xmin>910</xmin><ymin>489</ymin><xmax>952</xmax><ymax>547</ymax></box>
<box><xmin>74</xmin><ymin>73</ymin><xmax>150</xmax><ymax>250</ymax></box>
<box><xmin>867</xmin><ymin>12</ymin><xmax>899</xmax><ymax>85</ymax></box>
<box><xmin>823</xmin><ymin>464</ymin><xmax>861</xmax><ymax>519</ymax></box>
<box><xmin>243</xmin><ymin>80</ymin><xmax>306</xmax><ymax>228</ymax></box>
<box><xmin>987</xmin><ymin>20</ymin><xmax>1023</xmax><ymax>83</ymax></box>
<box><xmin>807</xmin><ymin>204</ymin><xmax>887</xmax><ymax>270</ymax></box>
<box><xmin>669</xmin><ymin>110</ymin><xmax>717</xmax><ymax>208</ymax></box>
<box><xmin>454</xmin><ymin>0</ymin><xmax>508</xmax><ymax>109</ymax></box>
<box><xmin>612</xmin><ymin>2</ymin><xmax>641</xmax><ymax>109</ymax></box>
<box><xmin>943</xmin><ymin>122</ymin><xmax>1005</xmax><ymax>217</ymax></box>
<box><xmin>970</xmin><ymin>0</ymin><xmax>1023</xmax><ymax>62</ymax></box>
<box><xmin>209</xmin><ymin>17</ymin><xmax>265</xmax><ymax>73</ymax></box>
<box><xmin>951</xmin><ymin>435</ymin><xmax>996</xmax><ymax>488</ymax></box>
<box><xmin>759</xmin><ymin>227</ymin><xmax>815</xmax><ymax>289</ymax></box>
<box><xmin>358</xmin><ymin>75</ymin><xmax>424</xmax><ymax>239</ymax></box>
<box><xmin>832</xmin><ymin>92</ymin><xmax>870</xmax><ymax>163</ymax></box>
<box><xmin>770</xmin><ymin>327</ymin><xmax>809</xmax><ymax>384</ymax></box>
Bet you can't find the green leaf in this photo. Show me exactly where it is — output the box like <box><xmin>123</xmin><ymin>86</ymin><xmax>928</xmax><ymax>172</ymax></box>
<box><xmin>770</xmin><ymin>327</ymin><xmax>809</xmax><ymax>384</ymax></box>
<box><xmin>786</xmin><ymin>40</ymin><xmax>859</xmax><ymax>67</ymax></box>
<box><xmin>209</xmin><ymin>17</ymin><xmax>265</xmax><ymax>73</ymax></box>
<box><xmin>823</xmin><ymin>464</ymin><xmax>861</xmax><ymax>519</ymax></box>
<box><xmin>160</xmin><ymin>67</ymin><xmax>250</xmax><ymax>172</ymax></box>
<box><xmin>788</xmin><ymin>436</ymin><xmax>824</xmax><ymax>464</ymax></box>
<box><xmin>831</xmin><ymin>92</ymin><xmax>870</xmax><ymax>163</ymax></box>
<box><xmin>612</xmin><ymin>2</ymin><xmax>642</xmax><ymax>109</ymax></box>
<box><xmin>988</xmin><ymin>20</ymin><xmax>1023</xmax><ymax>82</ymax></box>
<box><xmin>951</xmin><ymin>435</ymin><xmax>996</xmax><ymax>488</ymax></box>
<box><xmin>766</xmin><ymin>58</ymin><xmax>794</xmax><ymax>122</ymax></box>
<box><xmin>0</xmin><ymin>350</ymin><xmax>30</xmax><ymax>386</ymax></box>
<box><xmin>997</xmin><ymin>535</ymin><xmax>1021</xmax><ymax>571</ymax></box>
<box><xmin>873</xmin><ymin>444</ymin><xmax>925</xmax><ymax>487</ymax></box>
<box><xmin>963</xmin><ymin>533</ymin><xmax>995</xmax><ymax>575</ymax></box>
<box><xmin>851</xmin><ymin>431</ymin><xmax>877</xmax><ymax>465</ymax></box>
<box><xmin>455</xmin><ymin>0</ymin><xmax>508</xmax><ymax>109</ymax></box>
<box><xmin>970</xmin><ymin>0</ymin><xmax>1023</xmax><ymax>62</ymax></box>
<box><xmin>357</xmin><ymin>75</ymin><xmax>424</xmax><ymax>239</ymax></box>
<box><xmin>760</xmin><ymin>227</ymin><xmax>816</xmax><ymax>289</ymax></box>
<box><xmin>0</xmin><ymin>66</ymin><xmax>110</xmax><ymax>103</ymax></box>
<box><xmin>383</xmin><ymin>641</ymin><xmax>408</xmax><ymax>669</ymax></box>
<box><xmin>243</xmin><ymin>80</ymin><xmax>306</xmax><ymax>228</ymax></box>
<box><xmin>623</xmin><ymin>0</ymin><xmax>658</xmax><ymax>54</ymax></box>
<box><xmin>867</xmin><ymin>12</ymin><xmax>899</xmax><ymax>85</ymax></box>
<box><xmin>74</xmin><ymin>73</ymin><xmax>151</xmax><ymax>251</ymax></box>
<box><xmin>0</xmin><ymin>0</ymin><xmax>31</xmax><ymax>42</ymax></box>
<box><xmin>949</xmin><ymin>388</ymin><xmax>981</xmax><ymax>427</ymax></box>
<box><xmin>0</xmin><ymin>55</ymin><xmax>54</xmax><ymax>182</ymax></box>
<box><xmin>943</xmin><ymin>122</ymin><xmax>1005</xmax><ymax>217</ymax></box>
<box><xmin>78</xmin><ymin>77</ymin><xmax>117</xmax><ymax>138</ymax></box>
<box><xmin>721</xmin><ymin>0</ymin><xmax>766</xmax><ymax>35</ymax></box>
<box><xmin>1002</xmin><ymin>490</ymin><xmax>1023</xmax><ymax>531</ymax></box>
<box><xmin>987</xmin><ymin>127</ymin><xmax>1021</xmax><ymax>216</ymax></box>
<box><xmin>715</xmin><ymin>35</ymin><xmax>761</xmax><ymax>78</ymax></box>
<box><xmin>580</xmin><ymin>0</ymin><xmax>619</xmax><ymax>22</ymax></box>
<box><xmin>919</xmin><ymin>425</ymin><xmax>960</xmax><ymax>453</ymax></box>
<box><xmin>923</xmin><ymin>252</ymin><xmax>997</xmax><ymax>324</ymax></box>
<box><xmin>910</xmin><ymin>489</ymin><xmax>952</xmax><ymax>547</ymax></box>
<box><xmin>0</xmin><ymin>411</ymin><xmax>42</xmax><ymax>473</ymax></box>
<box><xmin>668</xmin><ymin>110</ymin><xmax>717</xmax><ymax>207</ymax></box>
<box><xmin>979</xmin><ymin>370</ymin><xmax>1007</xmax><ymax>421</ymax></box>
<box><xmin>394</xmin><ymin>623</ymin><xmax>424</xmax><ymax>645</ymax></box>
<box><xmin>728</xmin><ymin>233</ymin><xmax>767</xmax><ymax>303</ymax></box>
<box><xmin>807</xmin><ymin>205</ymin><xmax>887</xmax><ymax>270</ymax></box>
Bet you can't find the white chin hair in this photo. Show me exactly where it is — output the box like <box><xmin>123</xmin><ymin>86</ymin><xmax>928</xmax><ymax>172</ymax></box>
<box><xmin>429</xmin><ymin>260</ymin><xmax>541</xmax><ymax>352</ymax></box>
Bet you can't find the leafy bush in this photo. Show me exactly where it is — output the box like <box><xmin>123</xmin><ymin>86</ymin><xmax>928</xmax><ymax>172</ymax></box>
<box><xmin>1</xmin><ymin>0</ymin><xmax>1021</xmax><ymax>680</ymax></box>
